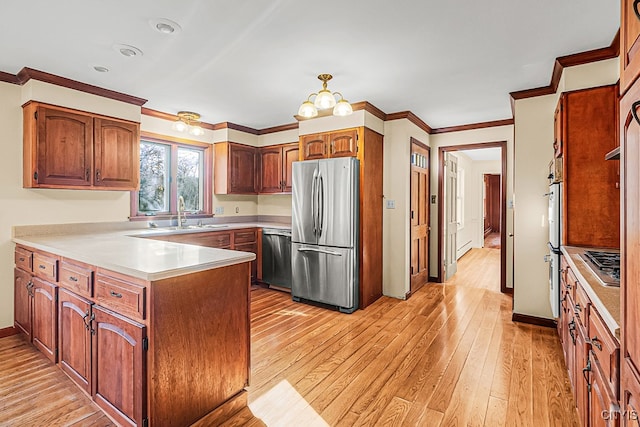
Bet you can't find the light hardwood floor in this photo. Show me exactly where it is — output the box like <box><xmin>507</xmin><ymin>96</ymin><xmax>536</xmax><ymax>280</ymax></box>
<box><xmin>0</xmin><ymin>249</ymin><xmax>577</xmax><ymax>426</ymax></box>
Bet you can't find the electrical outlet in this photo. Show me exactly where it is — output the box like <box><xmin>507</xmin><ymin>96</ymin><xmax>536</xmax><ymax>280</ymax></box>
<box><xmin>386</xmin><ymin>200</ymin><xmax>396</xmax><ymax>209</ymax></box>
<box><xmin>235</xmin><ymin>207</ymin><xmax>240</xmax><ymax>213</ymax></box>
<box><xmin>215</xmin><ymin>206</ymin><xmax>224</xmax><ymax>215</ymax></box>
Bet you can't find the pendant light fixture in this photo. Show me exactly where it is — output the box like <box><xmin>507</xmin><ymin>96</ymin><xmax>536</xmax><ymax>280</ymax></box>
<box><xmin>172</xmin><ymin>111</ymin><xmax>205</xmax><ymax>136</ymax></box>
<box><xmin>297</xmin><ymin>74</ymin><xmax>353</xmax><ymax>118</ymax></box>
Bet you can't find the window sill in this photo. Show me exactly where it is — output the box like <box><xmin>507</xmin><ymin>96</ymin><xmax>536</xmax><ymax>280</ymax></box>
<box><xmin>129</xmin><ymin>213</ymin><xmax>214</xmax><ymax>221</ymax></box>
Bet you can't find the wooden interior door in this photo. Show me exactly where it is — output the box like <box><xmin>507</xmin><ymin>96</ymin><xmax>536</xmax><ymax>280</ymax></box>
<box><xmin>445</xmin><ymin>154</ymin><xmax>458</xmax><ymax>280</ymax></box>
<box><xmin>484</xmin><ymin>174</ymin><xmax>501</xmax><ymax>234</ymax></box>
<box><xmin>410</xmin><ymin>140</ymin><xmax>430</xmax><ymax>293</ymax></box>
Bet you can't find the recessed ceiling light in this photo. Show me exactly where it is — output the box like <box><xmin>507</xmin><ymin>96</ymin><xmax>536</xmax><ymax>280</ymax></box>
<box><xmin>93</xmin><ymin>65</ymin><xmax>109</xmax><ymax>73</ymax></box>
<box><xmin>149</xmin><ymin>18</ymin><xmax>182</xmax><ymax>35</ymax></box>
<box><xmin>113</xmin><ymin>44</ymin><xmax>143</xmax><ymax>58</ymax></box>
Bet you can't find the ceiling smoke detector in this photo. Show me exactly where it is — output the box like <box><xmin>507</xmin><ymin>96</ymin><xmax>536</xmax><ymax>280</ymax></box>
<box><xmin>113</xmin><ymin>44</ymin><xmax>143</xmax><ymax>58</ymax></box>
<box><xmin>149</xmin><ymin>18</ymin><xmax>182</xmax><ymax>35</ymax></box>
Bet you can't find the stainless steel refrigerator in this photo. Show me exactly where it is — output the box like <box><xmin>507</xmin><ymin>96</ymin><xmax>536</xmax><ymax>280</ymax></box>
<box><xmin>291</xmin><ymin>157</ymin><xmax>359</xmax><ymax>313</ymax></box>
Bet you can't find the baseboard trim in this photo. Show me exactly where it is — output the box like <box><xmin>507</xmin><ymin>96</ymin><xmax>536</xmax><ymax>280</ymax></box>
<box><xmin>0</xmin><ymin>326</ymin><xmax>18</xmax><ymax>338</ymax></box>
<box><xmin>512</xmin><ymin>313</ymin><xmax>556</xmax><ymax>328</ymax></box>
<box><xmin>429</xmin><ymin>276</ymin><xmax>438</xmax><ymax>283</ymax></box>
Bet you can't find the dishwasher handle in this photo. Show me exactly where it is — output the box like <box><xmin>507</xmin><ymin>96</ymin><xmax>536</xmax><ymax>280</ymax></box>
<box><xmin>262</xmin><ymin>229</ymin><xmax>291</xmax><ymax>237</ymax></box>
<box><xmin>297</xmin><ymin>246</ymin><xmax>342</xmax><ymax>256</ymax></box>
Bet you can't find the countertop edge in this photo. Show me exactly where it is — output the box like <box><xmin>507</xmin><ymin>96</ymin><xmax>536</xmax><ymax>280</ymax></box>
<box><xmin>13</xmin><ymin>236</ymin><xmax>256</xmax><ymax>282</ymax></box>
<box><xmin>561</xmin><ymin>246</ymin><xmax>620</xmax><ymax>340</ymax></box>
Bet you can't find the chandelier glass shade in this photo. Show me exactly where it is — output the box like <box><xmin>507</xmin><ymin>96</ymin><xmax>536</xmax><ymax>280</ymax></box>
<box><xmin>298</xmin><ymin>74</ymin><xmax>353</xmax><ymax>118</ymax></box>
<box><xmin>172</xmin><ymin>111</ymin><xmax>205</xmax><ymax>136</ymax></box>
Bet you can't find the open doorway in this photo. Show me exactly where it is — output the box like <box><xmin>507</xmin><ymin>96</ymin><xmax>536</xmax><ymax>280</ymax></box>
<box><xmin>438</xmin><ymin>141</ymin><xmax>508</xmax><ymax>293</ymax></box>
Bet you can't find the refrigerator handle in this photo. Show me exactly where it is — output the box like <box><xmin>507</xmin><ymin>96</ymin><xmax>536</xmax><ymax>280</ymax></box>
<box><xmin>297</xmin><ymin>247</ymin><xmax>342</xmax><ymax>256</ymax></box>
<box><xmin>311</xmin><ymin>171</ymin><xmax>318</xmax><ymax>236</ymax></box>
<box><xmin>318</xmin><ymin>174</ymin><xmax>324</xmax><ymax>237</ymax></box>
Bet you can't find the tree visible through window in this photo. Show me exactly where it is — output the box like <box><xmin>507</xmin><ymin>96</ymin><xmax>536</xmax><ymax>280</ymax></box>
<box><xmin>131</xmin><ymin>135</ymin><xmax>211</xmax><ymax>219</ymax></box>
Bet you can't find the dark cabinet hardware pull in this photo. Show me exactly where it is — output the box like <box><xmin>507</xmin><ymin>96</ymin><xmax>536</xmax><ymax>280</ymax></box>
<box><xmin>575</xmin><ymin>303</ymin><xmax>582</xmax><ymax>312</ymax></box>
<box><xmin>591</xmin><ymin>336</ymin><xmax>602</xmax><ymax>351</ymax></box>
<box><xmin>634</xmin><ymin>0</ymin><xmax>640</xmax><ymax>20</ymax></box>
<box><xmin>96</xmin><ymin>169</ymin><xmax>101</xmax><ymax>182</ymax></box>
<box><xmin>69</xmin><ymin>276</ymin><xmax>78</xmax><ymax>282</ymax></box>
<box><xmin>86</xmin><ymin>168</ymin><xmax>90</xmax><ymax>181</ymax></box>
<box><xmin>38</xmin><ymin>265</ymin><xmax>46</xmax><ymax>270</ymax></box>
<box><xmin>110</xmin><ymin>290</ymin><xmax>123</xmax><ymax>298</ymax></box>
<box><xmin>18</xmin><ymin>257</ymin><xmax>25</xmax><ymax>262</ymax></box>
<box><xmin>632</xmin><ymin>100</ymin><xmax>640</xmax><ymax>126</ymax></box>
<box><xmin>82</xmin><ymin>310</ymin><xmax>90</xmax><ymax>331</ymax></box>
<box><xmin>26</xmin><ymin>281</ymin><xmax>34</xmax><ymax>297</ymax></box>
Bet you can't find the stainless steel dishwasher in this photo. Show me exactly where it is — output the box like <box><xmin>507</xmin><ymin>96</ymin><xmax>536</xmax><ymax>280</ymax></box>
<box><xmin>262</xmin><ymin>228</ymin><xmax>292</xmax><ymax>289</ymax></box>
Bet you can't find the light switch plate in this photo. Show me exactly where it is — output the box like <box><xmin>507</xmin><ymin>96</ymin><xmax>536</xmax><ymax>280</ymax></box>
<box><xmin>215</xmin><ymin>206</ymin><xmax>224</xmax><ymax>215</ymax></box>
<box><xmin>386</xmin><ymin>200</ymin><xmax>396</xmax><ymax>209</ymax></box>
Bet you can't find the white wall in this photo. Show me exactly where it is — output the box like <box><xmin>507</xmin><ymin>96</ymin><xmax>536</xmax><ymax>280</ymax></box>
<box><xmin>382</xmin><ymin>119</ymin><xmax>430</xmax><ymax>299</ymax></box>
<box><xmin>430</xmin><ymin>125</ymin><xmax>515</xmax><ymax>288</ymax></box>
<box><xmin>454</xmin><ymin>152</ymin><xmax>474</xmax><ymax>258</ymax></box>
<box><xmin>512</xmin><ymin>58</ymin><xmax>619</xmax><ymax>319</ymax></box>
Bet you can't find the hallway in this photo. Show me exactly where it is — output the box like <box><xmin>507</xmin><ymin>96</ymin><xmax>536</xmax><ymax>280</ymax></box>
<box><xmin>446</xmin><ymin>247</ymin><xmax>502</xmax><ymax>292</ymax></box>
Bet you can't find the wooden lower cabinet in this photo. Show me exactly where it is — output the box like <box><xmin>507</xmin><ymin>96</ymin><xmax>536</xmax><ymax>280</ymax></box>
<box><xmin>58</xmin><ymin>288</ymin><xmax>92</xmax><ymax>394</ymax></box>
<box><xmin>14</xmin><ymin>243</ymin><xmax>251</xmax><ymax>426</ymax></box>
<box><xmin>591</xmin><ymin>354</ymin><xmax>621</xmax><ymax>427</ymax></box>
<box><xmin>93</xmin><ymin>305</ymin><xmax>146</xmax><ymax>427</ymax></box>
<box><xmin>14</xmin><ymin>267</ymin><xmax>32</xmax><ymax>339</ymax></box>
<box><xmin>31</xmin><ymin>277</ymin><xmax>58</xmax><ymax>363</ymax></box>
<box><xmin>621</xmin><ymin>365</ymin><xmax>640</xmax><ymax>427</ymax></box>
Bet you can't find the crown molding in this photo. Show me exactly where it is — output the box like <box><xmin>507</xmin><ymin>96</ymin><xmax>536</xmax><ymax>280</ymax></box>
<box><xmin>10</xmin><ymin>67</ymin><xmax>148</xmax><ymax>106</ymax></box>
<box><xmin>258</xmin><ymin>123</ymin><xmax>299</xmax><ymax>134</ymax></box>
<box><xmin>386</xmin><ymin>111</ymin><xmax>433</xmax><ymax>134</ymax></box>
<box><xmin>431</xmin><ymin>118</ymin><xmax>514</xmax><ymax>134</ymax></box>
<box><xmin>510</xmin><ymin>29</ymin><xmax>619</xmax><ymax>103</ymax></box>
<box><xmin>0</xmin><ymin>71</ymin><xmax>19</xmax><ymax>84</ymax></box>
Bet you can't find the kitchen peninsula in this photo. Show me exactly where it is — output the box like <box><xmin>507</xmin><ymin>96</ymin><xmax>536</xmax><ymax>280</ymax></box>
<box><xmin>12</xmin><ymin>222</ymin><xmax>255</xmax><ymax>427</ymax></box>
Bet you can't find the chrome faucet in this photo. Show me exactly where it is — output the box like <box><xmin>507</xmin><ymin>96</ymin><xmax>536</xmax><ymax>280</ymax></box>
<box><xmin>177</xmin><ymin>196</ymin><xmax>187</xmax><ymax>228</ymax></box>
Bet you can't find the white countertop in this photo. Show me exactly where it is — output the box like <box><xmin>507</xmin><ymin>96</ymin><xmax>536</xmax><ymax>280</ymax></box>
<box><xmin>12</xmin><ymin>223</ymin><xmax>266</xmax><ymax>281</ymax></box>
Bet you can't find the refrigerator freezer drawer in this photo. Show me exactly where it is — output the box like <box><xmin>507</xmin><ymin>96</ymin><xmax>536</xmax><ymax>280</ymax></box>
<box><xmin>291</xmin><ymin>243</ymin><xmax>358</xmax><ymax>311</ymax></box>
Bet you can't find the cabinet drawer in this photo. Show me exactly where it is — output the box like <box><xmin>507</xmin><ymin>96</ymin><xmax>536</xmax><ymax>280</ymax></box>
<box><xmin>589</xmin><ymin>306</ymin><xmax>620</xmax><ymax>397</ymax></box>
<box><xmin>207</xmin><ymin>232</ymin><xmax>232</xmax><ymax>248</ymax></box>
<box><xmin>33</xmin><ymin>252</ymin><xmax>58</xmax><ymax>282</ymax></box>
<box><xmin>59</xmin><ymin>261</ymin><xmax>93</xmax><ymax>298</ymax></box>
<box><xmin>574</xmin><ymin>283</ymin><xmax>590</xmax><ymax>331</ymax></box>
<box><xmin>15</xmin><ymin>247</ymin><xmax>33</xmax><ymax>272</ymax></box>
<box><xmin>233</xmin><ymin>229</ymin><xmax>257</xmax><ymax>245</ymax></box>
<box><xmin>95</xmin><ymin>274</ymin><xmax>146</xmax><ymax>321</ymax></box>
<box><xmin>565</xmin><ymin>266</ymin><xmax>578</xmax><ymax>303</ymax></box>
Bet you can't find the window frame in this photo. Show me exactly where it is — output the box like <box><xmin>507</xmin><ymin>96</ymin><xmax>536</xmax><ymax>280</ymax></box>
<box><xmin>130</xmin><ymin>131</ymin><xmax>212</xmax><ymax>220</ymax></box>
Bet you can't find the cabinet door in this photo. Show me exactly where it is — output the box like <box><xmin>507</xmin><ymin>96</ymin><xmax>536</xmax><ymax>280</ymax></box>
<box><xmin>259</xmin><ymin>147</ymin><xmax>283</xmax><ymax>193</ymax></box>
<box><xmin>328</xmin><ymin>129</ymin><xmax>358</xmax><ymax>158</ymax></box>
<box><xmin>282</xmin><ymin>143</ymin><xmax>299</xmax><ymax>193</ymax></box>
<box><xmin>234</xmin><ymin>242</ymin><xmax>258</xmax><ymax>281</ymax></box>
<box><xmin>622</xmin><ymin>0</ymin><xmax>640</xmax><ymax>94</ymax></box>
<box><xmin>37</xmin><ymin>106</ymin><xmax>93</xmax><ymax>187</ymax></box>
<box><xmin>590</xmin><ymin>356</ymin><xmax>619</xmax><ymax>427</ymax></box>
<box><xmin>58</xmin><ymin>288</ymin><xmax>92</xmax><ymax>394</ymax></box>
<box><xmin>553</xmin><ymin>97</ymin><xmax>563</xmax><ymax>158</ymax></box>
<box><xmin>92</xmin><ymin>305</ymin><xmax>146</xmax><ymax>427</ymax></box>
<box><xmin>14</xmin><ymin>268</ymin><xmax>32</xmax><ymax>340</ymax></box>
<box><xmin>621</xmin><ymin>367</ymin><xmax>640</xmax><ymax>427</ymax></box>
<box><xmin>301</xmin><ymin>133</ymin><xmax>327</xmax><ymax>160</ymax></box>
<box><xmin>229</xmin><ymin>144</ymin><xmax>257</xmax><ymax>193</ymax></box>
<box><xmin>575</xmin><ymin>326</ymin><xmax>590</xmax><ymax>426</ymax></box>
<box><xmin>622</xmin><ymin>81</ymin><xmax>640</xmax><ymax>387</ymax></box>
<box><xmin>94</xmin><ymin>118</ymin><xmax>139</xmax><ymax>190</ymax></box>
<box><xmin>32</xmin><ymin>277</ymin><xmax>58</xmax><ymax>363</ymax></box>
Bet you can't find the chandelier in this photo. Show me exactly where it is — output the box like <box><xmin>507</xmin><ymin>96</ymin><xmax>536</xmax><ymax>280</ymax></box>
<box><xmin>297</xmin><ymin>74</ymin><xmax>353</xmax><ymax>118</ymax></box>
<box><xmin>172</xmin><ymin>111</ymin><xmax>205</xmax><ymax>136</ymax></box>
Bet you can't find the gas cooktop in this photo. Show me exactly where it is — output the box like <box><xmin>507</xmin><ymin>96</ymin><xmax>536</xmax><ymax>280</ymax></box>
<box><xmin>579</xmin><ymin>250</ymin><xmax>620</xmax><ymax>287</ymax></box>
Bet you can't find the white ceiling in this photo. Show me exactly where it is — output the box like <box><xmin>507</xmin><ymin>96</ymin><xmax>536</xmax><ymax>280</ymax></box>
<box><xmin>0</xmin><ymin>1</ymin><xmax>619</xmax><ymax>130</ymax></box>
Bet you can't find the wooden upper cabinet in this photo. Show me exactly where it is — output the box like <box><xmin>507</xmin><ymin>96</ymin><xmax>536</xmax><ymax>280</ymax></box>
<box><xmin>282</xmin><ymin>143</ymin><xmax>299</xmax><ymax>193</ymax></box>
<box><xmin>300</xmin><ymin>133</ymin><xmax>328</xmax><ymax>160</ymax></box>
<box><xmin>258</xmin><ymin>142</ymin><xmax>299</xmax><ymax>193</ymax></box>
<box><xmin>300</xmin><ymin>128</ymin><xmax>359</xmax><ymax>160</ymax></box>
<box><xmin>214</xmin><ymin>142</ymin><xmax>257</xmax><ymax>194</ymax></box>
<box><xmin>23</xmin><ymin>102</ymin><xmax>140</xmax><ymax>191</ymax></box>
<box><xmin>562</xmin><ymin>85</ymin><xmax>619</xmax><ymax>249</ymax></box>
<box><xmin>258</xmin><ymin>146</ymin><xmax>283</xmax><ymax>193</ymax></box>
<box><xmin>328</xmin><ymin>129</ymin><xmax>358</xmax><ymax>158</ymax></box>
<box><xmin>553</xmin><ymin>97</ymin><xmax>564</xmax><ymax>158</ymax></box>
<box><xmin>94</xmin><ymin>118</ymin><xmax>139</xmax><ymax>189</ymax></box>
<box><xmin>35</xmin><ymin>106</ymin><xmax>93</xmax><ymax>187</ymax></box>
<box><xmin>621</xmin><ymin>0</ymin><xmax>640</xmax><ymax>95</ymax></box>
